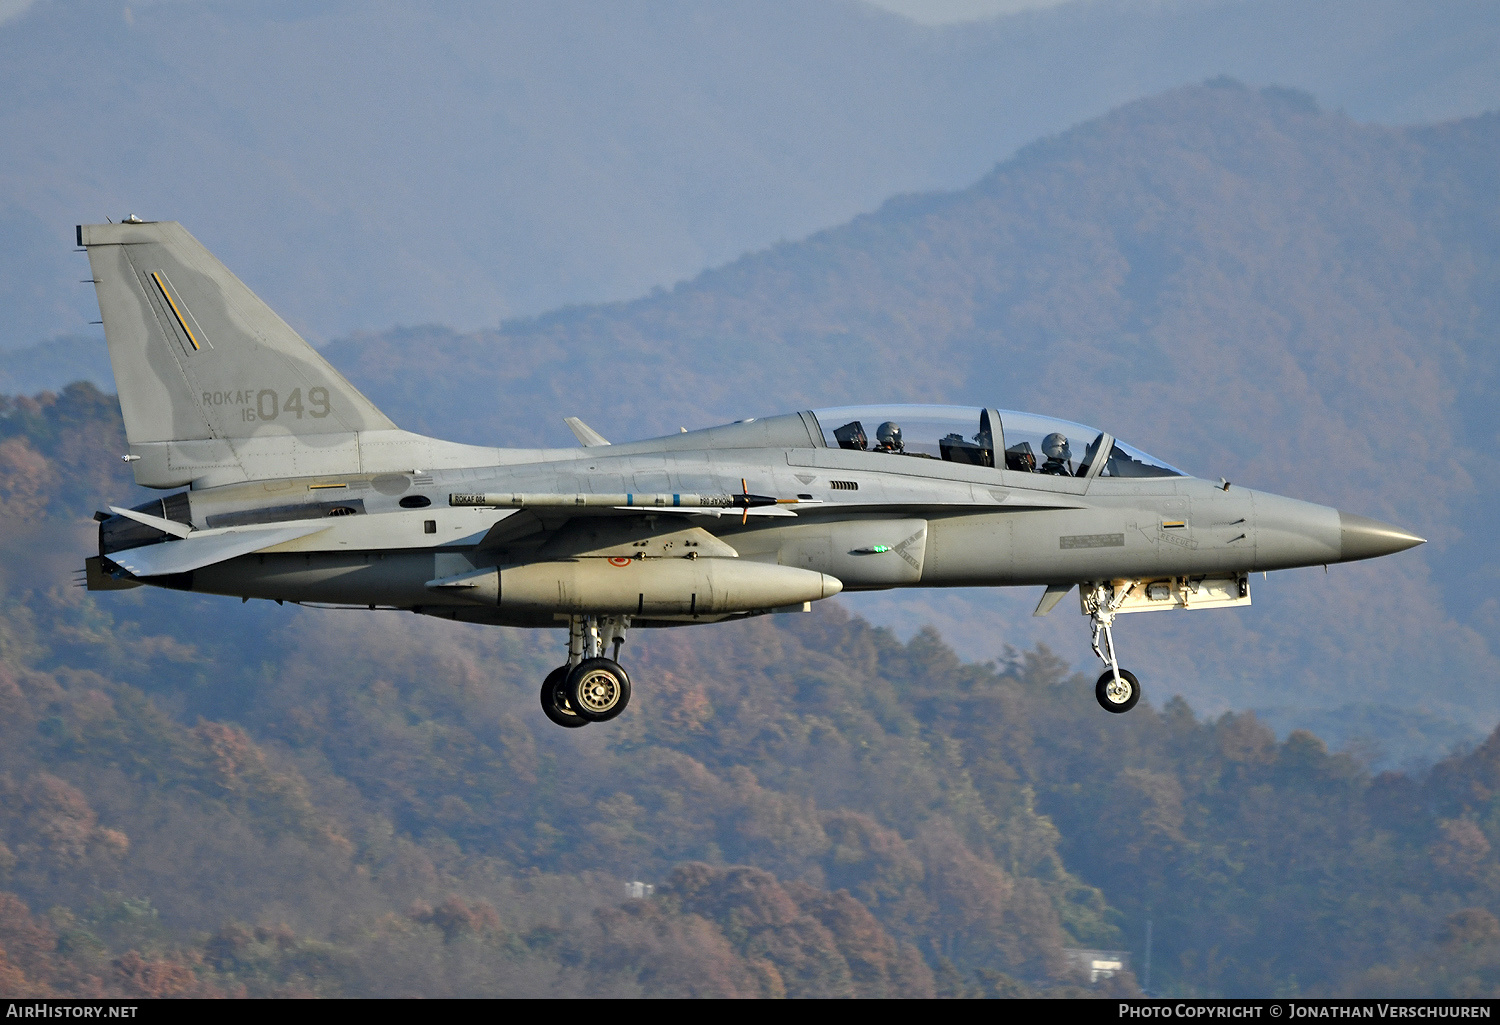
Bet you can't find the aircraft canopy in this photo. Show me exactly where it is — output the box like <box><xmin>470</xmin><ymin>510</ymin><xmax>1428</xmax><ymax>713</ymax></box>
<box><xmin>809</xmin><ymin>405</ymin><xmax>1184</xmax><ymax>479</ymax></box>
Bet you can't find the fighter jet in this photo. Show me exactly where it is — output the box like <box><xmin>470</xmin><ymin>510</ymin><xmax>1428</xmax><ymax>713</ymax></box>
<box><xmin>78</xmin><ymin>220</ymin><xmax>1424</xmax><ymax>727</ymax></box>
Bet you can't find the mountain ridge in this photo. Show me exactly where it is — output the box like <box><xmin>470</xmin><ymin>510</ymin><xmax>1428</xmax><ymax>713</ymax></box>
<box><xmin>3</xmin><ymin>0</ymin><xmax>1500</xmax><ymax>347</ymax></box>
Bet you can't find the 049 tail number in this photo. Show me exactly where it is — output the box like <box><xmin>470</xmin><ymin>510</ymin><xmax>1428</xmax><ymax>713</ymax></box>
<box><xmin>236</xmin><ymin>387</ymin><xmax>331</xmax><ymax>422</ymax></box>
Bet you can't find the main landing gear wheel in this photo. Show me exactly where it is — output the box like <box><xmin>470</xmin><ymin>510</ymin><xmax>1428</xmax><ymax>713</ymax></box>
<box><xmin>1095</xmin><ymin>669</ymin><xmax>1141</xmax><ymax>714</ymax></box>
<box><xmin>540</xmin><ymin>665</ymin><xmax>588</xmax><ymax>728</ymax></box>
<box><xmin>567</xmin><ymin>658</ymin><xmax>632</xmax><ymax>722</ymax></box>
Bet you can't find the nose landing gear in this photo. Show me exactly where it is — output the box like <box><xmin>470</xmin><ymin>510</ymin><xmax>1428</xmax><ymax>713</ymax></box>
<box><xmin>538</xmin><ymin>614</ymin><xmax>633</xmax><ymax>727</ymax></box>
<box><xmin>1095</xmin><ymin>667</ymin><xmax>1140</xmax><ymax>714</ymax></box>
<box><xmin>1083</xmin><ymin>581</ymin><xmax>1142</xmax><ymax>714</ymax></box>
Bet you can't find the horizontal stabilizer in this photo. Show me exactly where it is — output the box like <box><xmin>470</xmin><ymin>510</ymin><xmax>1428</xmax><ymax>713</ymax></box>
<box><xmin>108</xmin><ymin>522</ymin><xmax>330</xmax><ymax>577</ymax></box>
<box><xmin>108</xmin><ymin>504</ymin><xmax>193</xmax><ymax>538</ymax></box>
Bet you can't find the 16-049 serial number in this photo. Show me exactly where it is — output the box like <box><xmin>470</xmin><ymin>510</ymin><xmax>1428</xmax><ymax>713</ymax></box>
<box><xmin>200</xmin><ymin>387</ymin><xmax>332</xmax><ymax>422</ymax></box>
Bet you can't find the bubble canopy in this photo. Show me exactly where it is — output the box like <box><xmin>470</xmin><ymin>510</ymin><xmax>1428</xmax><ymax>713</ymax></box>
<box><xmin>809</xmin><ymin>405</ymin><xmax>1185</xmax><ymax>478</ymax></box>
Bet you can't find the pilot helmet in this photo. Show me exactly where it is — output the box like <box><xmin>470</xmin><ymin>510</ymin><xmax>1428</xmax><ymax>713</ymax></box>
<box><xmin>1042</xmin><ymin>432</ymin><xmax>1071</xmax><ymax>460</ymax></box>
<box><xmin>876</xmin><ymin>421</ymin><xmax>904</xmax><ymax>452</ymax></box>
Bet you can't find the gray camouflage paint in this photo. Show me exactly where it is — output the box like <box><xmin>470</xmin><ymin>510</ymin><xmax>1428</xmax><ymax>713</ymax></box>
<box><xmin>80</xmin><ymin>222</ymin><xmax>1422</xmax><ymax>631</ymax></box>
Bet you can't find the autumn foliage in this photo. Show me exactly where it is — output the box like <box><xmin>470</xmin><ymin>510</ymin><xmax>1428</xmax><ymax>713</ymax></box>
<box><xmin>0</xmin><ymin>386</ymin><xmax>1498</xmax><ymax>998</ymax></box>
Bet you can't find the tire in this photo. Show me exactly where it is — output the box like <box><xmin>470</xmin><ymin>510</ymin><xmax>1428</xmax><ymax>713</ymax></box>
<box><xmin>1095</xmin><ymin>668</ymin><xmax>1141</xmax><ymax>714</ymax></box>
<box><xmin>540</xmin><ymin>665</ymin><xmax>588</xmax><ymax>728</ymax></box>
<box><xmin>567</xmin><ymin>658</ymin><xmax>632</xmax><ymax>723</ymax></box>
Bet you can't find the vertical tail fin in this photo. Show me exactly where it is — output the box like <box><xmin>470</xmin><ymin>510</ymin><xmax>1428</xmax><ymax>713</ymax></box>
<box><xmin>79</xmin><ymin>220</ymin><xmax>397</xmax><ymax>487</ymax></box>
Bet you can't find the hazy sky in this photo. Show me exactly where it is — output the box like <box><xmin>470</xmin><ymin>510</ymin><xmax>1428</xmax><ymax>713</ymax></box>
<box><xmin>861</xmin><ymin>0</ymin><xmax>1073</xmax><ymax>21</ymax></box>
<box><xmin>0</xmin><ymin>1</ymin><xmax>1189</xmax><ymax>30</ymax></box>
<box><xmin>0</xmin><ymin>1</ymin><xmax>1101</xmax><ymax>30</ymax></box>
<box><xmin>0</xmin><ymin>0</ymin><xmax>32</xmax><ymax>26</ymax></box>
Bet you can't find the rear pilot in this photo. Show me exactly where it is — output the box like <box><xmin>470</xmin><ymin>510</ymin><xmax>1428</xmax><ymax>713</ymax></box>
<box><xmin>1040</xmin><ymin>432</ymin><xmax>1073</xmax><ymax>475</ymax></box>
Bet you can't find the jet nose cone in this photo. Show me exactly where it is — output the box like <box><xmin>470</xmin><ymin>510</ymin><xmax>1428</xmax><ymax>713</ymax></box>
<box><xmin>1338</xmin><ymin>511</ymin><xmax>1425</xmax><ymax>563</ymax></box>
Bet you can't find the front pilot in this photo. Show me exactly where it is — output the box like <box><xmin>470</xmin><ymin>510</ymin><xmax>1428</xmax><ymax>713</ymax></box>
<box><xmin>875</xmin><ymin>421</ymin><xmax>904</xmax><ymax>453</ymax></box>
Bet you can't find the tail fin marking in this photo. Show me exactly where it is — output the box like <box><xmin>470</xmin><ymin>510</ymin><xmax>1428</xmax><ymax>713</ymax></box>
<box><xmin>146</xmin><ymin>271</ymin><xmax>204</xmax><ymax>352</ymax></box>
<box><xmin>80</xmin><ymin>220</ymin><xmax>399</xmax><ymax>487</ymax></box>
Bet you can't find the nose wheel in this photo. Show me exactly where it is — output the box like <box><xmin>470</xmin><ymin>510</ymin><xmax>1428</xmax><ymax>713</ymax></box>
<box><xmin>539</xmin><ymin>614</ymin><xmax>634</xmax><ymax>727</ymax></box>
<box><xmin>1083</xmin><ymin>581</ymin><xmax>1143</xmax><ymax>714</ymax></box>
<box><xmin>1095</xmin><ymin>667</ymin><xmax>1140</xmax><ymax>713</ymax></box>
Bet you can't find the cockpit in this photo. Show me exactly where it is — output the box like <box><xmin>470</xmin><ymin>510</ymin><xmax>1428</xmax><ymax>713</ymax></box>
<box><xmin>810</xmin><ymin>405</ymin><xmax>1185</xmax><ymax>478</ymax></box>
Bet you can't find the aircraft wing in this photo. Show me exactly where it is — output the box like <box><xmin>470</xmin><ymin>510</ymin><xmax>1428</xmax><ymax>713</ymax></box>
<box><xmin>107</xmin><ymin>522</ymin><xmax>332</xmax><ymax>577</ymax></box>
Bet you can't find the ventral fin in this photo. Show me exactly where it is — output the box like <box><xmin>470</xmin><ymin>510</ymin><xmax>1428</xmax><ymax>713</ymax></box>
<box><xmin>1033</xmin><ymin>583</ymin><xmax>1074</xmax><ymax>617</ymax></box>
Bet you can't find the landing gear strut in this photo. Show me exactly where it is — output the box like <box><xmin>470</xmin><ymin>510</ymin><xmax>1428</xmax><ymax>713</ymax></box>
<box><xmin>1083</xmin><ymin>581</ymin><xmax>1141</xmax><ymax>714</ymax></box>
<box><xmin>538</xmin><ymin>614</ymin><xmax>633</xmax><ymax>727</ymax></box>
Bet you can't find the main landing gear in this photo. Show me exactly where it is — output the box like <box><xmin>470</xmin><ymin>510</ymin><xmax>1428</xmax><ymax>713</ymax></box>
<box><xmin>539</xmin><ymin>614</ymin><xmax>633</xmax><ymax>728</ymax></box>
<box><xmin>1083</xmin><ymin>581</ymin><xmax>1142</xmax><ymax>714</ymax></box>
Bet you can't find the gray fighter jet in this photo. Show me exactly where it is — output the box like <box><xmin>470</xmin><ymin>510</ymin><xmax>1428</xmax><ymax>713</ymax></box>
<box><xmin>78</xmin><ymin>220</ymin><xmax>1424</xmax><ymax>726</ymax></box>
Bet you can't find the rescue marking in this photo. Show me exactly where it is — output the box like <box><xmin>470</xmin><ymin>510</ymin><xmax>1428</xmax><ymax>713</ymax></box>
<box><xmin>1158</xmin><ymin>528</ymin><xmax>1199</xmax><ymax>549</ymax></box>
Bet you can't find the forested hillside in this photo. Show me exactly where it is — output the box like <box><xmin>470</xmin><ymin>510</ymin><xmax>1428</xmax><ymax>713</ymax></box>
<box><xmin>4</xmin><ymin>386</ymin><xmax>1500</xmax><ymax>997</ymax></box>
